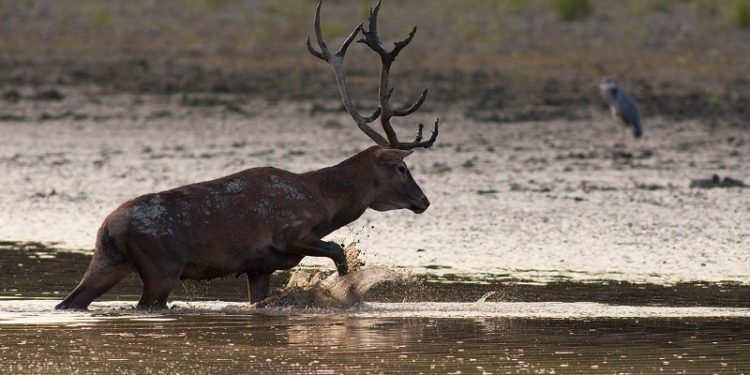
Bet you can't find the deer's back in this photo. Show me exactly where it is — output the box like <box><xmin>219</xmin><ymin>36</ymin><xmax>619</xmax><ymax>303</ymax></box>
<box><xmin>103</xmin><ymin>167</ymin><xmax>325</xmax><ymax>267</ymax></box>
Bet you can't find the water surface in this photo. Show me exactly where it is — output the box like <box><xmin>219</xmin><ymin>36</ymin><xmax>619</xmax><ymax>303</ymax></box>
<box><xmin>2</xmin><ymin>242</ymin><xmax>749</xmax><ymax>374</ymax></box>
<box><xmin>1</xmin><ymin>300</ymin><xmax>749</xmax><ymax>374</ymax></box>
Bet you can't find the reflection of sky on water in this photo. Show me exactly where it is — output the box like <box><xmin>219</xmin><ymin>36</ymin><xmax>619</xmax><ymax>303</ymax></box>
<box><xmin>1</xmin><ymin>299</ymin><xmax>749</xmax><ymax>374</ymax></box>
<box><xmin>2</xmin><ymin>300</ymin><xmax>750</xmax><ymax>324</ymax></box>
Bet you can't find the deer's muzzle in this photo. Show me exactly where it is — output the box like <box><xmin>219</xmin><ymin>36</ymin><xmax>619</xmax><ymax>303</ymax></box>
<box><xmin>411</xmin><ymin>195</ymin><xmax>430</xmax><ymax>214</ymax></box>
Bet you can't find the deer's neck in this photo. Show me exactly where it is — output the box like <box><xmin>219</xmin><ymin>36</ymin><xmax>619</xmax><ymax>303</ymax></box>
<box><xmin>309</xmin><ymin>150</ymin><xmax>377</xmax><ymax>233</ymax></box>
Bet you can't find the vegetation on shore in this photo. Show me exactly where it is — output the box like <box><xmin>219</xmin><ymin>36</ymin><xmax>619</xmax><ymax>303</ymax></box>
<box><xmin>0</xmin><ymin>1</ymin><xmax>748</xmax><ymax>124</ymax></box>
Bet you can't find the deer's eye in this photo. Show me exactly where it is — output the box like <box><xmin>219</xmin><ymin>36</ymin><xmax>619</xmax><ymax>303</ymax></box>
<box><xmin>397</xmin><ymin>165</ymin><xmax>407</xmax><ymax>174</ymax></box>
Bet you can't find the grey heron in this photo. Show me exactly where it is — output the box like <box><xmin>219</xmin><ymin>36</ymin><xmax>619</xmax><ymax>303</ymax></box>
<box><xmin>599</xmin><ymin>79</ymin><xmax>643</xmax><ymax>138</ymax></box>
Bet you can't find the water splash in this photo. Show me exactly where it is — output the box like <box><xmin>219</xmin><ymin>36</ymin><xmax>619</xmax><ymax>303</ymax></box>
<box><xmin>257</xmin><ymin>243</ymin><xmax>416</xmax><ymax>308</ymax></box>
<box><xmin>475</xmin><ymin>291</ymin><xmax>496</xmax><ymax>303</ymax></box>
<box><xmin>257</xmin><ymin>267</ymin><xmax>415</xmax><ymax>309</ymax></box>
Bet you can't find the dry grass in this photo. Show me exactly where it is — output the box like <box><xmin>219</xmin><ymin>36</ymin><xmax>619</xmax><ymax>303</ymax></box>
<box><xmin>0</xmin><ymin>1</ymin><xmax>748</xmax><ymax>75</ymax></box>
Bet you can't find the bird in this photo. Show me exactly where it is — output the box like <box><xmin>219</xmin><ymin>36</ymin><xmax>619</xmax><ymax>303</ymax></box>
<box><xmin>599</xmin><ymin>79</ymin><xmax>643</xmax><ymax>138</ymax></box>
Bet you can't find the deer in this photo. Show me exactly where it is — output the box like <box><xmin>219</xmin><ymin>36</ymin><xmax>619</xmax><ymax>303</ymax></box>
<box><xmin>55</xmin><ymin>0</ymin><xmax>438</xmax><ymax>310</ymax></box>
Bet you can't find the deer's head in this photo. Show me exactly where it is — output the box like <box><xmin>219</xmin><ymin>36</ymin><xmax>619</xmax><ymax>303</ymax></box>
<box><xmin>308</xmin><ymin>0</ymin><xmax>439</xmax><ymax>214</ymax></box>
<box><xmin>368</xmin><ymin>147</ymin><xmax>429</xmax><ymax>214</ymax></box>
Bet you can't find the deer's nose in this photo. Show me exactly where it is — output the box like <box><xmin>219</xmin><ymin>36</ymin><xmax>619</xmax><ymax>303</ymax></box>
<box><xmin>409</xmin><ymin>195</ymin><xmax>430</xmax><ymax>214</ymax></box>
<box><xmin>420</xmin><ymin>196</ymin><xmax>430</xmax><ymax>209</ymax></box>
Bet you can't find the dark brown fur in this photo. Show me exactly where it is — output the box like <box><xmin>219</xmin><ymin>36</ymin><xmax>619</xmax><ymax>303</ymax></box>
<box><xmin>56</xmin><ymin>146</ymin><xmax>429</xmax><ymax>310</ymax></box>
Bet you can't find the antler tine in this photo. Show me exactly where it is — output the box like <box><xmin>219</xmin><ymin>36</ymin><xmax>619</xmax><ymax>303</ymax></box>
<box><xmin>357</xmin><ymin>0</ymin><xmax>438</xmax><ymax>150</ymax></box>
<box><xmin>358</xmin><ymin>3</ymin><xmax>416</xmax><ymax>62</ymax></box>
<box><xmin>336</xmin><ymin>22</ymin><xmax>362</xmax><ymax>57</ymax></box>
<box><xmin>358</xmin><ymin>2</ymin><xmax>388</xmax><ymax>61</ymax></box>
<box><xmin>307</xmin><ymin>2</ymin><xmax>363</xmax><ymax>60</ymax></box>
<box><xmin>367</xmin><ymin>1</ymin><xmax>382</xmax><ymax>43</ymax></box>
<box><xmin>392</xmin><ymin>26</ymin><xmax>417</xmax><ymax>58</ymax></box>
<box><xmin>414</xmin><ymin>123</ymin><xmax>424</xmax><ymax>143</ymax></box>
<box><xmin>393</xmin><ymin>88</ymin><xmax>428</xmax><ymax>117</ymax></box>
<box><xmin>364</xmin><ymin>107</ymin><xmax>382</xmax><ymax>123</ymax></box>
<box><xmin>306</xmin><ymin>36</ymin><xmax>326</xmax><ymax>62</ymax></box>
<box><xmin>399</xmin><ymin>118</ymin><xmax>439</xmax><ymax>149</ymax></box>
<box><xmin>312</xmin><ymin>1</ymin><xmax>329</xmax><ymax>57</ymax></box>
<box><xmin>306</xmin><ymin>2</ymin><xmax>329</xmax><ymax>62</ymax></box>
<box><xmin>308</xmin><ymin>1</ymin><xmax>388</xmax><ymax>146</ymax></box>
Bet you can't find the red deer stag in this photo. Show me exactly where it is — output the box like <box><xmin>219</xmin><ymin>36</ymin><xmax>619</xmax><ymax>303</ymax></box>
<box><xmin>56</xmin><ymin>0</ymin><xmax>438</xmax><ymax>310</ymax></box>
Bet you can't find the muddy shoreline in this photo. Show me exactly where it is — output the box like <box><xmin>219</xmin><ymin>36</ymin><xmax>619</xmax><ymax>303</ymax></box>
<box><xmin>4</xmin><ymin>241</ymin><xmax>749</xmax><ymax>308</ymax></box>
<box><xmin>1</xmin><ymin>92</ymin><xmax>748</xmax><ymax>285</ymax></box>
<box><xmin>2</xmin><ymin>59</ymin><xmax>750</xmax><ymax>125</ymax></box>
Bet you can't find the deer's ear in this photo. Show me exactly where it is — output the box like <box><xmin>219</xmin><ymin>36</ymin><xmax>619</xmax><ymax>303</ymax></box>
<box><xmin>375</xmin><ymin>148</ymin><xmax>413</xmax><ymax>163</ymax></box>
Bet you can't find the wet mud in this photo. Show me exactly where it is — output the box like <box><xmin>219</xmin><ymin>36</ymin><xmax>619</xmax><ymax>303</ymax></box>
<box><xmin>1</xmin><ymin>93</ymin><xmax>748</xmax><ymax>285</ymax></box>
<box><xmin>3</xmin><ymin>242</ymin><xmax>750</xmax><ymax>308</ymax></box>
<box><xmin>4</xmin><ymin>61</ymin><xmax>750</xmax><ymax>126</ymax></box>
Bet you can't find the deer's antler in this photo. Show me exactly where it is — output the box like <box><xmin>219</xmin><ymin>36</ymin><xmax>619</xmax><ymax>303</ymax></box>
<box><xmin>308</xmin><ymin>0</ymin><xmax>438</xmax><ymax>149</ymax></box>
<box><xmin>357</xmin><ymin>0</ymin><xmax>438</xmax><ymax>149</ymax></box>
<box><xmin>307</xmin><ymin>1</ymin><xmax>387</xmax><ymax>146</ymax></box>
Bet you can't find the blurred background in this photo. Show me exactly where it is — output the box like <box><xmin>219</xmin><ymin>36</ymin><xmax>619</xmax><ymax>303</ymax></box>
<box><xmin>1</xmin><ymin>0</ymin><xmax>749</xmax><ymax>122</ymax></box>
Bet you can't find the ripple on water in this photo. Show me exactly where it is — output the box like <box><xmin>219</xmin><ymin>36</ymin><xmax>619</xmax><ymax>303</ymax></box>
<box><xmin>2</xmin><ymin>300</ymin><xmax>750</xmax><ymax>374</ymax></box>
<box><xmin>2</xmin><ymin>299</ymin><xmax>750</xmax><ymax>326</ymax></box>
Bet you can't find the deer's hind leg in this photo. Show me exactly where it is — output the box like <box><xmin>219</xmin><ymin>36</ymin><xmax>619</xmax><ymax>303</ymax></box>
<box><xmin>129</xmin><ymin>242</ymin><xmax>186</xmax><ymax>310</ymax></box>
<box><xmin>55</xmin><ymin>253</ymin><xmax>131</xmax><ymax>310</ymax></box>
<box><xmin>136</xmin><ymin>277</ymin><xmax>181</xmax><ymax>310</ymax></box>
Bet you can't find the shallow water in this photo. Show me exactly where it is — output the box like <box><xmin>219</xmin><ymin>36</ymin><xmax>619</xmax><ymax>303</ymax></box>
<box><xmin>2</xmin><ymin>242</ymin><xmax>750</xmax><ymax>373</ymax></box>
<box><xmin>1</xmin><ymin>300</ymin><xmax>749</xmax><ymax>374</ymax></box>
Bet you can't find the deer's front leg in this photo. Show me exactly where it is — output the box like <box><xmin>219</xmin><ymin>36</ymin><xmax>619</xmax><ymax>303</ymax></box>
<box><xmin>246</xmin><ymin>272</ymin><xmax>271</xmax><ymax>304</ymax></box>
<box><xmin>289</xmin><ymin>236</ymin><xmax>348</xmax><ymax>276</ymax></box>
